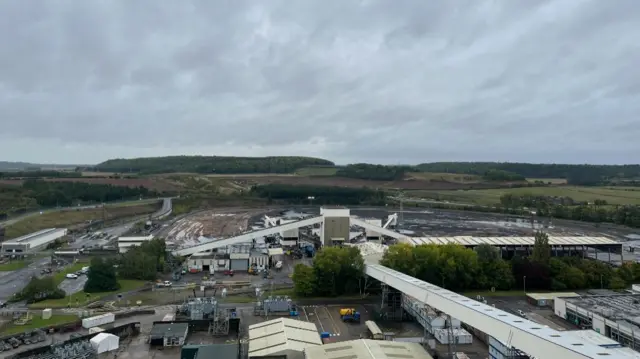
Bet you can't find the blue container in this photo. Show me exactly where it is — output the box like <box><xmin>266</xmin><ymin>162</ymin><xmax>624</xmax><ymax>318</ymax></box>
<box><xmin>290</xmin><ymin>310</ymin><xmax>299</xmax><ymax>317</ymax></box>
<box><xmin>320</xmin><ymin>332</ymin><xmax>330</xmax><ymax>339</ymax></box>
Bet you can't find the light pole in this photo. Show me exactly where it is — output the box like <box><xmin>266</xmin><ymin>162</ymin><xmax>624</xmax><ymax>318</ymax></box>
<box><xmin>523</xmin><ymin>276</ymin><xmax>526</xmax><ymax>293</ymax></box>
<box><xmin>601</xmin><ymin>274</ymin><xmax>604</xmax><ymax>289</ymax></box>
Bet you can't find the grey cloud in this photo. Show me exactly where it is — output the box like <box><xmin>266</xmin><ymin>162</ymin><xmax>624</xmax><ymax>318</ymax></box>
<box><xmin>1</xmin><ymin>0</ymin><xmax>640</xmax><ymax>165</ymax></box>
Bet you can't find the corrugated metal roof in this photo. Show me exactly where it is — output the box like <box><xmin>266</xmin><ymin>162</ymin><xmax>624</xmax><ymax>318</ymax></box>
<box><xmin>404</xmin><ymin>236</ymin><xmax>619</xmax><ymax>247</ymax></box>
<box><xmin>248</xmin><ymin>318</ymin><xmax>321</xmax><ymax>357</ymax></box>
<box><xmin>304</xmin><ymin>339</ymin><xmax>433</xmax><ymax>359</ymax></box>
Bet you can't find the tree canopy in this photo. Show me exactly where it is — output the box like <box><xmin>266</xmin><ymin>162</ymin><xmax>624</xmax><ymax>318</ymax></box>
<box><xmin>380</xmin><ymin>240</ymin><xmax>640</xmax><ymax>293</ymax></box>
<box><xmin>118</xmin><ymin>238</ymin><xmax>168</xmax><ymax>280</ymax></box>
<box><xmin>14</xmin><ymin>276</ymin><xmax>65</xmax><ymax>303</ymax></box>
<box><xmin>92</xmin><ymin>156</ymin><xmax>334</xmax><ymax>174</ymax></box>
<box><xmin>292</xmin><ymin>246</ymin><xmax>365</xmax><ymax>297</ymax></box>
<box><xmin>84</xmin><ymin>257</ymin><xmax>120</xmax><ymax>293</ymax></box>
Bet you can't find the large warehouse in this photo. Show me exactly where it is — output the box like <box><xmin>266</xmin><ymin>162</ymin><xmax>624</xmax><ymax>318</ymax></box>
<box><xmin>248</xmin><ymin>318</ymin><xmax>322</xmax><ymax>359</ymax></box>
<box><xmin>555</xmin><ymin>293</ymin><xmax>640</xmax><ymax>351</ymax></box>
<box><xmin>1</xmin><ymin>228</ymin><xmax>68</xmax><ymax>256</ymax></box>
<box><xmin>304</xmin><ymin>339</ymin><xmax>434</xmax><ymax>359</ymax></box>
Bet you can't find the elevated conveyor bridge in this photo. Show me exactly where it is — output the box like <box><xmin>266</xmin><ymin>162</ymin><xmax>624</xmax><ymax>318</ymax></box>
<box><xmin>366</xmin><ymin>263</ymin><xmax>631</xmax><ymax>359</ymax></box>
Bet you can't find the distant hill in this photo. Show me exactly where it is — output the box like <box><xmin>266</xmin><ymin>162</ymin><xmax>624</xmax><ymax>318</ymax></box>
<box><xmin>91</xmin><ymin>155</ymin><xmax>335</xmax><ymax>175</ymax></box>
<box><xmin>0</xmin><ymin>161</ymin><xmax>79</xmax><ymax>171</ymax></box>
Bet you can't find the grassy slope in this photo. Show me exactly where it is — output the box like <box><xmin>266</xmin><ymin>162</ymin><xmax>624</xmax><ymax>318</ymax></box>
<box><xmin>4</xmin><ymin>202</ymin><xmax>161</xmax><ymax>239</ymax></box>
<box><xmin>29</xmin><ymin>279</ymin><xmax>147</xmax><ymax>309</ymax></box>
<box><xmin>1</xmin><ymin>314</ymin><xmax>79</xmax><ymax>335</ymax></box>
<box><xmin>0</xmin><ymin>260</ymin><xmax>28</xmax><ymax>271</ymax></box>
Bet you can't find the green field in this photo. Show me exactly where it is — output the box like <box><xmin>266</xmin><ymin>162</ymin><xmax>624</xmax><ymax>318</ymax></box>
<box><xmin>29</xmin><ymin>279</ymin><xmax>148</xmax><ymax>309</ymax></box>
<box><xmin>410</xmin><ymin>186</ymin><xmax>640</xmax><ymax>206</ymax></box>
<box><xmin>1</xmin><ymin>314</ymin><xmax>79</xmax><ymax>335</ymax></box>
<box><xmin>294</xmin><ymin>167</ymin><xmax>339</xmax><ymax>176</ymax></box>
<box><xmin>4</xmin><ymin>202</ymin><xmax>160</xmax><ymax>239</ymax></box>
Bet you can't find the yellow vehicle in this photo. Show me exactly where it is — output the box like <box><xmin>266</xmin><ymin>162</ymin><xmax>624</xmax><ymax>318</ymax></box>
<box><xmin>339</xmin><ymin>308</ymin><xmax>357</xmax><ymax>316</ymax></box>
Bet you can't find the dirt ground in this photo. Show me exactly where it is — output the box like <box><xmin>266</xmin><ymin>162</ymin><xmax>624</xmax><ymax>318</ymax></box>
<box><xmin>165</xmin><ymin>209</ymin><xmax>264</xmax><ymax>248</ymax></box>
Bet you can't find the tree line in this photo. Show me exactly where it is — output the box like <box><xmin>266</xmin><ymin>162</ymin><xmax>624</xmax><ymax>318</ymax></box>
<box><xmin>91</xmin><ymin>156</ymin><xmax>335</xmax><ymax>174</ymax></box>
<box><xmin>250</xmin><ymin>184</ymin><xmax>386</xmax><ymax>205</ymax></box>
<box><xmin>500</xmin><ymin>193</ymin><xmax>640</xmax><ymax>228</ymax></box>
<box><xmin>0</xmin><ymin>170</ymin><xmax>83</xmax><ymax>178</ymax></box>
<box><xmin>416</xmin><ymin>162</ymin><xmax>640</xmax><ymax>185</ymax></box>
<box><xmin>0</xmin><ymin>180</ymin><xmax>157</xmax><ymax>219</ymax></box>
<box><xmin>380</xmin><ymin>232</ymin><xmax>637</xmax><ymax>293</ymax></box>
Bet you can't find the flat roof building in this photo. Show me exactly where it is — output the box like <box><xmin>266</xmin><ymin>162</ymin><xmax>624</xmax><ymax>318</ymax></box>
<box><xmin>527</xmin><ymin>292</ymin><xmax>580</xmax><ymax>307</ymax></box>
<box><xmin>149</xmin><ymin>322</ymin><xmax>189</xmax><ymax>347</ymax></box>
<box><xmin>248</xmin><ymin>318</ymin><xmax>321</xmax><ymax>359</ymax></box>
<box><xmin>1</xmin><ymin>228</ymin><xmax>67</xmax><ymax>256</ymax></box>
<box><xmin>555</xmin><ymin>293</ymin><xmax>640</xmax><ymax>352</ymax></box>
<box><xmin>118</xmin><ymin>234</ymin><xmax>154</xmax><ymax>253</ymax></box>
<box><xmin>304</xmin><ymin>339</ymin><xmax>433</xmax><ymax>359</ymax></box>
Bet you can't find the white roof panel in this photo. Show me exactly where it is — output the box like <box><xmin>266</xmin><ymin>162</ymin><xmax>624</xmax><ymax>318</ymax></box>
<box><xmin>305</xmin><ymin>339</ymin><xmax>432</xmax><ymax>359</ymax></box>
<box><xmin>402</xmin><ymin>236</ymin><xmax>619</xmax><ymax>247</ymax></box>
<box><xmin>248</xmin><ymin>318</ymin><xmax>321</xmax><ymax>357</ymax></box>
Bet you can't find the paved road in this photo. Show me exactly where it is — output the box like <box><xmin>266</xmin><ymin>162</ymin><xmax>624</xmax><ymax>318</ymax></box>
<box><xmin>58</xmin><ymin>275</ymin><xmax>88</xmax><ymax>295</ymax></box>
<box><xmin>0</xmin><ymin>257</ymin><xmax>50</xmax><ymax>302</ymax></box>
<box><xmin>69</xmin><ymin>198</ymin><xmax>173</xmax><ymax>250</ymax></box>
<box><xmin>0</xmin><ymin>199</ymin><xmax>173</xmax><ymax>302</ymax></box>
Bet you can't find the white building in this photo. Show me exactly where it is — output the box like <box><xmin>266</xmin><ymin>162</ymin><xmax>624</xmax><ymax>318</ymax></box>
<box><xmin>248</xmin><ymin>318</ymin><xmax>322</xmax><ymax>359</ymax></box>
<box><xmin>117</xmin><ymin>234</ymin><xmax>154</xmax><ymax>253</ymax></box>
<box><xmin>555</xmin><ymin>293</ymin><xmax>640</xmax><ymax>352</ymax></box>
<box><xmin>1</xmin><ymin>228</ymin><xmax>68</xmax><ymax>256</ymax></box>
<box><xmin>304</xmin><ymin>339</ymin><xmax>434</xmax><ymax>359</ymax></box>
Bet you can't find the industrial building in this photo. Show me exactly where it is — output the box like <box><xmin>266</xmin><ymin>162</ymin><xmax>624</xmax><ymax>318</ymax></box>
<box><xmin>526</xmin><ymin>292</ymin><xmax>580</xmax><ymax>307</ymax></box>
<box><xmin>1</xmin><ymin>228</ymin><xmax>68</xmax><ymax>256</ymax></box>
<box><xmin>364</xmin><ymin>218</ymin><xmax>382</xmax><ymax>241</ymax></box>
<box><xmin>405</xmin><ymin>236</ymin><xmax>623</xmax><ymax>261</ymax></box>
<box><xmin>148</xmin><ymin>322</ymin><xmax>189</xmax><ymax>346</ymax></box>
<box><xmin>555</xmin><ymin>293</ymin><xmax>640</xmax><ymax>351</ymax></box>
<box><xmin>117</xmin><ymin>234</ymin><xmax>154</xmax><ymax>253</ymax></box>
<box><xmin>248</xmin><ymin>318</ymin><xmax>322</xmax><ymax>359</ymax></box>
<box><xmin>304</xmin><ymin>339</ymin><xmax>434</xmax><ymax>359</ymax></box>
<box><xmin>172</xmin><ymin>206</ymin><xmax>631</xmax><ymax>359</ymax></box>
<box><xmin>187</xmin><ymin>245</ymin><xmax>275</xmax><ymax>273</ymax></box>
<box><xmin>182</xmin><ymin>343</ymin><xmax>240</xmax><ymax>359</ymax></box>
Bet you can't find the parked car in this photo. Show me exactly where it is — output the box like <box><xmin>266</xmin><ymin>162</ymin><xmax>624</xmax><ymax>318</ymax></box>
<box><xmin>65</xmin><ymin>273</ymin><xmax>78</xmax><ymax>279</ymax></box>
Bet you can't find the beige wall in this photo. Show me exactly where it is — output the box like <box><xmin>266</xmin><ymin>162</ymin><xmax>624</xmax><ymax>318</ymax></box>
<box><xmin>322</xmin><ymin>217</ymin><xmax>350</xmax><ymax>246</ymax></box>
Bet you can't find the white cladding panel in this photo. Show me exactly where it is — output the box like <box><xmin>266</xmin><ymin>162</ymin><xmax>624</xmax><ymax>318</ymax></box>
<box><xmin>82</xmin><ymin>313</ymin><xmax>115</xmax><ymax>329</ymax></box>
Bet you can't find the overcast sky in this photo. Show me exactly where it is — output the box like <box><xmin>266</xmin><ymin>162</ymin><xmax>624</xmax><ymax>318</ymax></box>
<box><xmin>1</xmin><ymin>0</ymin><xmax>639</xmax><ymax>165</ymax></box>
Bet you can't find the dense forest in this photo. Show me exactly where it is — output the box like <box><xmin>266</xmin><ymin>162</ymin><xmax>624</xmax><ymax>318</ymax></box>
<box><xmin>335</xmin><ymin>163</ymin><xmax>412</xmax><ymax>181</ymax></box>
<box><xmin>250</xmin><ymin>184</ymin><xmax>386</xmax><ymax>205</ymax></box>
<box><xmin>417</xmin><ymin>162</ymin><xmax>640</xmax><ymax>184</ymax></box>
<box><xmin>91</xmin><ymin>156</ymin><xmax>334</xmax><ymax>174</ymax></box>
<box><xmin>0</xmin><ymin>180</ymin><xmax>157</xmax><ymax>217</ymax></box>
